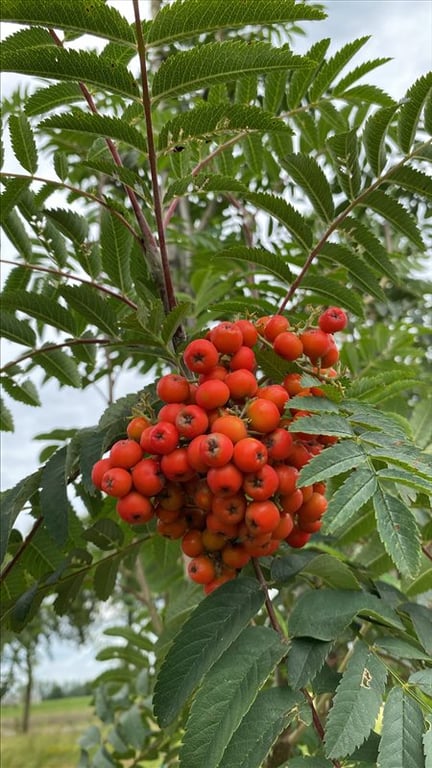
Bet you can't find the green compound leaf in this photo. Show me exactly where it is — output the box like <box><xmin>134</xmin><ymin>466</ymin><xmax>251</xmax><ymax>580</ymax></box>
<box><xmin>287</xmin><ymin>638</ymin><xmax>333</xmax><ymax>689</ymax></box>
<box><xmin>297</xmin><ymin>440</ymin><xmax>367</xmax><ymax>487</ymax></box>
<box><xmin>0</xmin><ymin>471</ymin><xmax>41</xmax><ymax>564</ymax></box>
<box><xmin>61</xmin><ymin>284</ymin><xmax>119</xmax><ymax>337</ymax></box>
<box><xmin>300</xmin><ymin>275</ymin><xmax>364</xmax><ymax>317</ymax></box>
<box><xmin>363</xmin><ymin>105</ymin><xmax>399</xmax><ymax>175</ymax></box>
<box><xmin>1</xmin><ymin>290</ymin><xmax>76</xmax><ymax>335</ymax></box>
<box><xmin>36</xmin><ymin>347</ymin><xmax>82</xmax><ymax>389</ymax></box>
<box><xmin>25</xmin><ymin>82</ymin><xmax>83</xmax><ymax>117</ymax></box>
<box><xmin>289</xmin><ymin>589</ymin><xmax>403</xmax><ymax>641</ymax></box>
<box><xmin>179</xmin><ymin>626</ymin><xmax>287</xmax><ymax>768</ymax></box>
<box><xmin>100</xmin><ymin>209</ymin><xmax>133</xmax><ymax>294</ymax></box>
<box><xmin>378</xmin><ymin>687</ymin><xmax>426</xmax><ymax>768</ymax></box>
<box><xmin>373</xmin><ymin>488</ymin><xmax>422</xmax><ymax>578</ymax></box>
<box><xmin>152</xmin><ymin>41</ymin><xmax>313</xmax><ymax>103</ymax></box>
<box><xmin>246</xmin><ymin>191</ymin><xmax>313</xmax><ymax>251</ymax></box>
<box><xmin>218</xmin><ymin>687</ymin><xmax>302</xmax><ymax>768</ymax></box>
<box><xmin>0</xmin><ymin>312</ymin><xmax>36</xmax><ymax>347</ymax></box>
<box><xmin>41</xmin><ymin>112</ymin><xmax>147</xmax><ymax>154</ymax></box>
<box><xmin>40</xmin><ymin>445</ymin><xmax>69</xmax><ymax>546</ymax></box>
<box><xmin>1</xmin><ymin>0</ymin><xmax>135</xmax><ymax>46</ymax></box>
<box><xmin>153</xmin><ymin>577</ymin><xmax>265</xmax><ymax>727</ymax></box>
<box><xmin>8</xmin><ymin>114</ymin><xmax>38</xmax><ymax>174</ymax></box>
<box><xmin>289</xmin><ymin>414</ymin><xmax>354</xmax><ymax>438</ymax></box>
<box><xmin>147</xmin><ymin>0</ymin><xmax>325</xmax><ymax>47</ymax></box>
<box><xmin>309</xmin><ymin>37</ymin><xmax>371</xmax><ymax>101</ymax></box>
<box><xmin>324</xmin><ymin>641</ymin><xmax>387</xmax><ymax>759</ymax></box>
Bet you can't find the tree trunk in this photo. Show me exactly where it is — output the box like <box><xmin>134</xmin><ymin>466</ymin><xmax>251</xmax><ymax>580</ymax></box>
<box><xmin>21</xmin><ymin>647</ymin><xmax>33</xmax><ymax>733</ymax></box>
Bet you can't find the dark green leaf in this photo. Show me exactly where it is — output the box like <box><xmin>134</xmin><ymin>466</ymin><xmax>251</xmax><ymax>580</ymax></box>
<box><xmin>215</xmin><ymin>245</ymin><xmax>292</xmax><ymax>284</ymax></box>
<box><xmin>374</xmin><ymin>636</ymin><xmax>431</xmax><ymax>662</ymax></box>
<box><xmin>289</xmin><ymin>414</ymin><xmax>354</xmax><ymax>438</ymax></box>
<box><xmin>377</xmin><ymin>467</ymin><xmax>432</xmax><ymax>497</ymax></box>
<box><xmin>100</xmin><ymin>210</ymin><xmax>133</xmax><ymax>293</ymax></box>
<box><xmin>0</xmin><ymin>397</ymin><xmax>13</xmax><ymax>431</ymax></box>
<box><xmin>301</xmin><ymin>275</ymin><xmax>364</xmax><ymax>317</ymax></box>
<box><xmin>179</xmin><ymin>626</ymin><xmax>287</xmax><ymax>768</ymax></box>
<box><xmin>0</xmin><ymin>471</ymin><xmax>41</xmax><ymax>564</ymax></box>
<box><xmin>338</xmin><ymin>216</ymin><xmax>397</xmax><ymax>282</ymax></box>
<box><xmin>41</xmin><ymin>111</ymin><xmax>147</xmax><ymax>154</ymax></box>
<box><xmin>320</xmin><ymin>242</ymin><xmax>386</xmax><ymax>302</ymax></box>
<box><xmin>246</xmin><ymin>191</ymin><xmax>313</xmax><ymax>251</ymax></box>
<box><xmin>309</xmin><ymin>37</ymin><xmax>371</xmax><ymax>100</ymax></box>
<box><xmin>44</xmin><ymin>208</ymin><xmax>89</xmax><ymax>244</ymax></box>
<box><xmin>373</xmin><ymin>488</ymin><xmax>422</xmax><ymax>577</ymax></box>
<box><xmin>1</xmin><ymin>290</ymin><xmax>76</xmax><ymax>335</ymax></box>
<box><xmin>389</xmin><ymin>165</ymin><xmax>432</xmax><ymax>199</ymax></box>
<box><xmin>301</xmin><ymin>554</ymin><xmax>362</xmax><ymax>591</ymax></box>
<box><xmin>94</xmin><ymin>556</ymin><xmax>120</xmax><ymax>601</ymax></box>
<box><xmin>363</xmin><ymin>104</ymin><xmax>398</xmax><ymax>175</ymax></box>
<box><xmin>8</xmin><ymin>114</ymin><xmax>38</xmax><ymax>173</ymax></box>
<box><xmin>399</xmin><ymin>602</ymin><xmax>432</xmax><ymax>655</ymax></box>
<box><xmin>161</xmin><ymin>302</ymin><xmax>192</xmax><ymax>344</ymax></box>
<box><xmin>218</xmin><ymin>687</ymin><xmax>302</xmax><ymax>768</ymax></box>
<box><xmin>287</xmin><ymin>638</ymin><xmax>333</xmax><ymax>689</ymax></box>
<box><xmin>40</xmin><ymin>446</ymin><xmax>69</xmax><ymax>546</ymax></box>
<box><xmin>1</xmin><ymin>377</ymin><xmax>40</xmax><ymax>407</ymax></box>
<box><xmin>82</xmin><ymin>519</ymin><xmax>124</xmax><ymax>551</ymax></box>
<box><xmin>0</xmin><ymin>176</ymin><xmax>31</xmax><ymax>221</ymax></box>
<box><xmin>152</xmin><ymin>41</ymin><xmax>313</xmax><ymax>103</ymax></box>
<box><xmin>25</xmin><ymin>82</ymin><xmax>83</xmax><ymax>116</ymax></box>
<box><xmin>153</xmin><ymin>577</ymin><xmax>265</xmax><ymax>727</ymax></box>
<box><xmin>378</xmin><ymin>687</ymin><xmax>426</xmax><ymax>768</ymax></box>
<box><xmin>289</xmin><ymin>589</ymin><xmax>403</xmax><ymax>641</ymax></box>
<box><xmin>327</xmin><ymin>129</ymin><xmax>361</xmax><ymax>198</ymax></box>
<box><xmin>36</xmin><ymin>347</ymin><xmax>82</xmax><ymax>388</ymax></box>
<box><xmin>0</xmin><ymin>311</ymin><xmax>36</xmax><ymax>347</ymax></box>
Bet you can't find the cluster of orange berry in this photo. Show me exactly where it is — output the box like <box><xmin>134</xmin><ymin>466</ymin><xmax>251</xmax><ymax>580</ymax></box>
<box><xmin>91</xmin><ymin>308</ymin><xmax>347</xmax><ymax>593</ymax></box>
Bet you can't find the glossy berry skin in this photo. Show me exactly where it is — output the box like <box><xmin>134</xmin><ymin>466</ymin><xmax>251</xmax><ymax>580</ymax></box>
<box><xmin>318</xmin><ymin>306</ymin><xmax>347</xmax><ymax>333</ymax></box>
<box><xmin>199</xmin><ymin>432</ymin><xmax>234</xmax><ymax>467</ymax></box>
<box><xmin>246</xmin><ymin>398</ymin><xmax>281</xmax><ymax>433</ymax></box>
<box><xmin>225</xmin><ymin>369</ymin><xmax>258</xmax><ymax>400</ymax></box>
<box><xmin>131</xmin><ymin>458</ymin><xmax>165</xmax><ymax>496</ymax></box>
<box><xmin>175</xmin><ymin>404</ymin><xmax>209</xmax><ymax>439</ymax></box>
<box><xmin>263</xmin><ymin>314</ymin><xmax>290</xmax><ymax>341</ymax></box>
<box><xmin>229</xmin><ymin>346</ymin><xmax>257</xmax><ymax>372</ymax></box>
<box><xmin>262</xmin><ymin>427</ymin><xmax>293</xmax><ymax>461</ymax></box>
<box><xmin>183</xmin><ymin>338</ymin><xmax>219</xmax><ymax>373</ymax></box>
<box><xmin>245</xmin><ymin>500</ymin><xmax>280</xmax><ymax>534</ymax></box>
<box><xmin>195</xmin><ymin>379</ymin><xmax>230</xmax><ymax>410</ymax></box>
<box><xmin>210</xmin><ymin>414</ymin><xmax>248</xmax><ymax>443</ymax></box>
<box><xmin>160</xmin><ymin>448</ymin><xmax>195</xmax><ymax>482</ymax></box>
<box><xmin>116</xmin><ymin>492</ymin><xmax>154</xmax><ymax>524</ymax></box>
<box><xmin>187</xmin><ymin>555</ymin><xmax>216</xmax><ymax>584</ymax></box>
<box><xmin>243</xmin><ymin>464</ymin><xmax>279</xmax><ymax>501</ymax></box>
<box><xmin>109</xmin><ymin>439</ymin><xmax>143</xmax><ymax>469</ymax></box>
<box><xmin>206</xmin><ymin>463</ymin><xmax>243</xmax><ymax>496</ymax></box>
<box><xmin>210</xmin><ymin>321</ymin><xmax>243</xmax><ymax>353</ymax></box>
<box><xmin>126</xmin><ymin>416</ymin><xmax>152</xmax><ymax>442</ymax></box>
<box><xmin>258</xmin><ymin>384</ymin><xmax>289</xmax><ymax>413</ymax></box>
<box><xmin>91</xmin><ymin>457</ymin><xmax>112</xmax><ymax>489</ymax></box>
<box><xmin>233</xmin><ymin>319</ymin><xmax>258</xmax><ymax>347</ymax></box>
<box><xmin>101</xmin><ymin>467</ymin><xmax>132</xmax><ymax>498</ymax></box>
<box><xmin>147</xmin><ymin>422</ymin><xmax>179</xmax><ymax>455</ymax></box>
<box><xmin>299</xmin><ymin>329</ymin><xmax>331</xmax><ymax>362</ymax></box>
<box><xmin>156</xmin><ymin>373</ymin><xmax>190</xmax><ymax>403</ymax></box>
<box><xmin>233</xmin><ymin>437</ymin><xmax>268</xmax><ymax>472</ymax></box>
<box><xmin>273</xmin><ymin>332</ymin><xmax>303</xmax><ymax>361</ymax></box>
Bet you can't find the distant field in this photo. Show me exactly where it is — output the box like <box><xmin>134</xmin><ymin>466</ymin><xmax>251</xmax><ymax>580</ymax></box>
<box><xmin>1</xmin><ymin>696</ymin><xmax>95</xmax><ymax>768</ymax></box>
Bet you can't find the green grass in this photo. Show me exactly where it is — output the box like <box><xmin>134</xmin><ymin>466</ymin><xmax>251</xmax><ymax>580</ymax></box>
<box><xmin>1</xmin><ymin>696</ymin><xmax>95</xmax><ymax>768</ymax></box>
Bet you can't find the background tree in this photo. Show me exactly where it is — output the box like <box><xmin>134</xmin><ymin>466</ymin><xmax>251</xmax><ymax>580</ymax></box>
<box><xmin>1</xmin><ymin>1</ymin><xmax>431</xmax><ymax>766</ymax></box>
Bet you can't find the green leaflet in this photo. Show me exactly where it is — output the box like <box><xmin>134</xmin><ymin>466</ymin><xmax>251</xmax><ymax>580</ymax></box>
<box><xmin>0</xmin><ymin>176</ymin><xmax>31</xmax><ymax>221</ymax></box>
<box><xmin>8</xmin><ymin>114</ymin><xmax>38</xmax><ymax>174</ymax></box>
<box><xmin>309</xmin><ymin>37</ymin><xmax>371</xmax><ymax>101</ymax></box>
<box><xmin>338</xmin><ymin>216</ymin><xmax>397</xmax><ymax>282</ymax></box>
<box><xmin>147</xmin><ymin>0</ymin><xmax>325</xmax><ymax>47</ymax></box>
<box><xmin>289</xmin><ymin>413</ymin><xmax>354</xmax><ymax>438</ymax></box>
<box><xmin>1</xmin><ymin>0</ymin><xmax>135</xmax><ymax>46</ymax></box>
<box><xmin>388</xmin><ymin>166</ymin><xmax>432</xmax><ymax>199</ymax></box>
<box><xmin>1</xmin><ymin>377</ymin><xmax>40</xmax><ymax>408</ymax></box>
<box><xmin>217</xmin><ymin>687</ymin><xmax>302</xmax><ymax>768</ymax></box>
<box><xmin>246</xmin><ymin>191</ymin><xmax>313</xmax><ymax>251</ymax></box>
<box><xmin>378</xmin><ymin>688</ymin><xmax>426</xmax><ymax>768</ymax></box>
<box><xmin>40</xmin><ymin>446</ymin><xmax>69</xmax><ymax>546</ymax></box>
<box><xmin>100</xmin><ymin>210</ymin><xmax>133</xmax><ymax>294</ymax></box>
<box><xmin>41</xmin><ymin>112</ymin><xmax>147</xmax><ymax>154</ymax></box>
<box><xmin>0</xmin><ymin>397</ymin><xmax>13</xmax><ymax>432</ymax></box>
<box><xmin>297</xmin><ymin>440</ymin><xmax>367</xmax><ymax>487</ymax></box>
<box><xmin>0</xmin><ymin>311</ymin><xmax>36</xmax><ymax>347</ymax></box>
<box><xmin>44</xmin><ymin>208</ymin><xmax>89</xmax><ymax>245</ymax></box>
<box><xmin>363</xmin><ymin>105</ymin><xmax>399</xmax><ymax>175</ymax></box>
<box><xmin>36</xmin><ymin>347</ymin><xmax>82</xmax><ymax>388</ymax></box>
<box><xmin>282</xmin><ymin>153</ymin><xmax>334</xmax><ymax>221</ymax></box>
<box><xmin>25</xmin><ymin>82</ymin><xmax>83</xmax><ymax>117</ymax></box>
<box><xmin>359</xmin><ymin>189</ymin><xmax>425</xmax><ymax>251</ymax></box>
<box><xmin>179</xmin><ymin>626</ymin><xmax>287</xmax><ymax>768</ymax></box>
<box><xmin>152</xmin><ymin>41</ymin><xmax>313</xmax><ymax>103</ymax></box>
<box><xmin>327</xmin><ymin>129</ymin><xmax>361</xmax><ymax>198</ymax></box>
<box><xmin>289</xmin><ymin>589</ymin><xmax>403</xmax><ymax>642</ymax></box>
<box><xmin>153</xmin><ymin>577</ymin><xmax>265</xmax><ymax>727</ymax></box>
<box><xmin>287</xmin><ymin>638</ymin><xmax>333</xmax><ymax>689</ymax></box>
<box><xmin>1</xmin><ymin>46</ymin><xmax>141</xmax><ymax>102</ymax></box>
<box><xmin>0</xmin><ymin>290</ymin><xmax>77</xmax><ymax>335</ymax></box>
<box><xmin>323</xmin><ymin>468</ymin><xmax>377</xmax><ymax>535</ymax></box>
<box><xmin>214</xmin><ymin>245</ymin><xmax>292</xmax><ymax>284</ymax></box>
<box><xmin>60</xmin><ymin>284</ymin><xmax>119</xmax><ymax>337</ymax></box>
<box><xmin>324</xmin><ymin>641</ymin><xmax>387</xmax><ymax>759</ymax></box>
<box><xmin>398</xmin><ymin>72</ymin><xmax>432</xmax><ymax>153</ymax></box>
<box><xmin>333</xmin><ymin>57</ymin><xmax>393</xmax><ymax>95</ymax></box>
<box><xmin>373</xmin><ymin>488</ymin><xmax>422</xmax><ymax>578</ymax></box>
<box><xmin>287</xmin><ymin>38</ymin><xmax>331</xmax><ymax>108</ymax></box>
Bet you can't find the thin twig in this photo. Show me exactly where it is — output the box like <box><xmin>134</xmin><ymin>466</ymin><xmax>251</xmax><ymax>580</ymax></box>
<box><xmin>252</xmin><ymin>558</ymin><xmax>284</xmax><ymax>637</ymax></box>
<box><xmin>0</xmin><ymin>518</ymin><xmax>43</xmax><ymax>583</ymax></box>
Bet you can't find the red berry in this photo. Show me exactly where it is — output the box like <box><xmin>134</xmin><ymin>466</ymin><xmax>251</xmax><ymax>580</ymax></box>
<box><xmin>318</xmin><ymin>306</ymin><xmax>347</xmax><ymax>333</ymax></box>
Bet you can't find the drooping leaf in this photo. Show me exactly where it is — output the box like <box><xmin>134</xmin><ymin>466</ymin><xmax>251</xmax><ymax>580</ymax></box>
<box><xmin>1</xmin><ymin>46</ymin><xmax>141</xmax><ymax>102</ymax></box>
<box><xmin>0</xmin><ymin>176</ymin><xmax>31</xmax><ymax>221</ymax></box>
<box><xmin>338</xmin><ymin>216</ymin><xmax>397</xmax><ymax>282</ymax></box>
<box><xmin>1</xmin><ymin>377</ymin><xmax>40</xmax><ymax>407</ymax></box>
<box><xmin>1</xmin><ymin>0</ymin><xmax>135</xmax><ymax>46</ymax></box>
<box><xmin>297</xmin><ymin>440</ymin><xmax>367</xmax><ymax>486</ymax></box>
<box><xmin>152</xmin><ymin>41</ymin><xmax>313</xmax><ymax>103</ymax></box>
<box><xmin>359</xmin><ymin>189</ymin><xmax>425</xmax><ymax>250</ymax></box>
<box><xmin>373</xmin><ymin>488</ymin><xmax>421</xmax><ymax>578</ymax></box>
<box><xmin>218</xmin><ymin>687</ymin><xmax>302</xmax><ymax>768</ymax></box>
<box><xmin>94</xmin><ymin>556</ymin><xmax>121</xmax><ymax>601</ymax></box>
<box><xmin>389</xmin><ymin>165</ymin><xmax>432</xmax><ymax>199</ymax></box>
<box><xmin>283</xmin><ymin>153</ymin><xmax>334</xmax><ymax>221</ymax></box>
<box><xmin>0</xmin><ymin>311</ymin><xmax>36</xmax><ymax>347</ymax></box>
<box><xmin>41</xmin><ymin>111</ymin><xmax>147</xmax><ymax>154</ymax></box>
<box><xmin>179</xmin><ymin>626</ymin><xmax>287</xmax><ymax>768</ymax></box>
<box><xmin>0</xmin><ymin>471</ymin><xmax>41</xmax><ymax>564</ymax></box>
<box><xmin>378</xmin><ymin>687</ymin><xmax>426</xmax><ymax>768</ymax></box>
<box><xmin>147</xmin><ymin>0</ymin><xmax>325</xmax><ymax>47</ymax></box>
<box><xmin>324</xmin><ymin>641</ymin><xmax>387</xmax><ymax>759</ymax></box>
<box><xmin>0</xmin><ymin>397</ymin><xmax>13</xmax><ymax>432</ymax></box>
<box><xmin>40</xmin><ymin>445</ymin><xmax>69</xmax><ymax>546</ymax></box>
<box><xmin>153</xmin><ymin>577</ymin><xmax>265</xmax><ymax>727</ymax></box>
<box><xmin>8</xmin><ymin>114</ymin><xmax>38</xmax><ymax>174</ymax></box>
<box><xmin>398</xmin><ymin>72</ymin><xmax>432</xmax><ymax>153</ymax></box>
<box><xmin>44</xmin><ymin>208</ymin><xmax>89</xmax><ymax>245</ymax></box>
<box><xmin>161</xmin><ymin>302</ymin><xmax>193</xmax><ymax>344</ymax></box>
<box><xmin>60</xmin><ymin>284</ymin><xmax>119</xmax><ymax>337</ymax></box>
<box><xmin>327</xmin><ymin>129</ymin><xmax>361</xmax><ymax>198</ymax></box>
<box><xmin>36</xmin><ymin>346</ymin><xmax>82</xmax><ymax>388</ymax></box>
<box><xmin>323</xmin><ymin>468</ymin><xmax>377</xmax><ymax>535</ymax></box>
<box><xmin>287</xmin><ymin>38</ymin><xmax>330</xmax><ymax>108</ymax></box>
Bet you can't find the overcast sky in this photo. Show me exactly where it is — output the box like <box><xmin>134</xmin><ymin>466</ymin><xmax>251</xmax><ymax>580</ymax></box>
<box><xmin>1</xmin><ymin>0</ymin><xmax>431</xmax><ymax>684</ymax></box>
